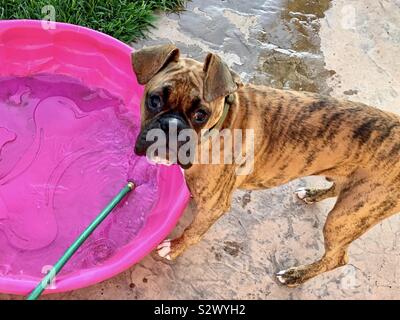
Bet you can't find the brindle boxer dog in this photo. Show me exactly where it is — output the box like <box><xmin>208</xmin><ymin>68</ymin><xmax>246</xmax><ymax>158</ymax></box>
<box><xmin>132</xmin><ymin>44</ymin><xmax>400</xmax><ymax>286</ymax></box>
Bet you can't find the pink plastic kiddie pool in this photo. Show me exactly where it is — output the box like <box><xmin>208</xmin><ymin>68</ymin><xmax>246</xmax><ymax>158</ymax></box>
<box><xmin>0</xmin><ymin>20</ymin><xmax>190</xmax><ymax>295</ymax></box>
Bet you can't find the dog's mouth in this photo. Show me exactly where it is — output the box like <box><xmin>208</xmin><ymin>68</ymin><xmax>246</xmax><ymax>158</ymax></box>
<box><xmin>135</xmin><ymin>139</ymin><xmax>194</xmax><ymax>170</ymax></box>
<box><xmin>134</xmin><ymin>114</ymin><xmax>194</xmax><ymax>170</ymax></box>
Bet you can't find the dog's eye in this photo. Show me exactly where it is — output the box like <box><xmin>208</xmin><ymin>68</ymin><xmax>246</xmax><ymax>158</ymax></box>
<box><xmin>192</xmin><ymin>108</ymin><xmax>209</xmax><ymax>124</ymax></box>
<box><xmin>147</xmin><ymin>94</ymin><xmax>163</xmax><ymax>112</ymax></box>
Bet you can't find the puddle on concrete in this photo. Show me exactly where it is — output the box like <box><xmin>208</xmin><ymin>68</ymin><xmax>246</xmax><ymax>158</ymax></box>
<box><xmin>260</xmin><ymin>0</ymin><xmax>331</xmax><ymax>53</ymax></box>
<box><xmin>136</xmin><ymin>0</ymin><xmax>334</xmax><ymax>95</ymax></box>
<box><xmin>254</xmin><ymin>0</ymin><xmax>333</xmax><ymax>93</ymax></box>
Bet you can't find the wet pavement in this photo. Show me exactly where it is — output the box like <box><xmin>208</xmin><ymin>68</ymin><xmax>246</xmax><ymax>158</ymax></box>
<box><xmin>136</xmin><ymin>0</ymin><xmax>334</xmax><ymax>94</ymax></box>
<box><xmin>1</xmin><ymin>0</ymin><xmax>400</xmax><ymax>300</ymax></box>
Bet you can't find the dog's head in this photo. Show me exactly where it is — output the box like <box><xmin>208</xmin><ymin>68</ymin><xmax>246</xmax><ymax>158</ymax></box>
<box><xmin>132</xmin><ymin>44</ymin><xmax>242</xmax><ymax>169</ymax></box>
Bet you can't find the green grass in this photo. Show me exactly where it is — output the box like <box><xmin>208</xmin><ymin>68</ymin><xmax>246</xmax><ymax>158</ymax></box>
<box><xmin>0</xmin><ymin>0</ymin><xmax>186</xmax><ymax>42</ymax></box>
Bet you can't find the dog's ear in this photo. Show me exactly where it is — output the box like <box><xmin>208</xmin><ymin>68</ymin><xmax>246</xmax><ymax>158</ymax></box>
<box><xmin>132</xmin><ymin>44</ymin><xmax>180</xmax><ymax>85</ymax></box>
<box><xmin>203</xmin><ymin>53</ymin><xmax>243</xmax><ymax>102</ymax></box>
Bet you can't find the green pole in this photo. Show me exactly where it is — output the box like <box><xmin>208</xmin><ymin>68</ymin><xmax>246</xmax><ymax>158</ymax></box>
<box><xmin>26</xmin><ymin>182</ymin><xmax>135</xmax><ymax>300</ymax></box>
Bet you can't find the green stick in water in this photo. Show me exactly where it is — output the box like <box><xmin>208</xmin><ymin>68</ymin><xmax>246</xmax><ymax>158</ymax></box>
<box><xmin>26</xmin><ymin>181</ymin><xmax>135</xmax><ymax>300</ymax></box>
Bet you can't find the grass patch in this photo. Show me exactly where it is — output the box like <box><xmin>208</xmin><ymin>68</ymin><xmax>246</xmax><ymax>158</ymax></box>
<box><xmin>0</xmin><ymin>0</ymin><xmax>186</xmax><ymax>42</ymax></box>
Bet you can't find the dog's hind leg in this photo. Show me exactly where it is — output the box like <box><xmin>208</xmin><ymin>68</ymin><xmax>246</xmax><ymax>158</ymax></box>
<box><xmin>277</xmin><ymin>171</ymin><xmax>400</xmax><ymax>287</ymax></box>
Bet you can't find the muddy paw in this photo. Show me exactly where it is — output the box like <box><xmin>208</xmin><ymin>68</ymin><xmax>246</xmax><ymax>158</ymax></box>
<box><xmin>156</xmin><ymin>239</ymin><xmax>171</xmax><ymax>260</ymax></box>
<box><xmin>294</xmin><ymin>187</ymin><xmax>315</xmax><ymax>204</ymax></box>
<box><xmin>276</xmin><ymin>267</ymin><xmax>308</xmax><ymax>287</ymax></box>
<box><xmin>152</xmin><ymin>239</ymin><xmax>175</xmax><ymax>264</ymax></box>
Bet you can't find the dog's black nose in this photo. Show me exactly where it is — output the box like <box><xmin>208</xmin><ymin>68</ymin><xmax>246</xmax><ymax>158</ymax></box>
<box><xmin>159</xmin><ymin>115</ymin><xmax>188</xmax><ymax>134</ymax></box>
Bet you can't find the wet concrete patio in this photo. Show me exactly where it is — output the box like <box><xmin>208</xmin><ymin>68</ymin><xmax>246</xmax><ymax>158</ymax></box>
<box><xmin>2</xmin><ymin>0</ymin><xmax>400</xmax><ymax>300</ymax></box>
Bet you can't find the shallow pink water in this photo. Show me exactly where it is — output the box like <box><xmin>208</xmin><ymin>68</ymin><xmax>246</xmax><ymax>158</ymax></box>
<box><xmin>0</xmin><ymin>74</ymin><xmax>158</xmax><ymax>278</ymax></box>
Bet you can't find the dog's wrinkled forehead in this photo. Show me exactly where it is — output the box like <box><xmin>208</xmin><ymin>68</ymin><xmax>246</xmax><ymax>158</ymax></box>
<box><xmin>147</xmin><ymin>59</ymin><xmax>204</xmax><ymax>107</ymax></box>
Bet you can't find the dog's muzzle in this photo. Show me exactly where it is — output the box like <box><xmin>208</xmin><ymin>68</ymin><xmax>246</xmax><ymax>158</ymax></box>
<box><xmin>134</xmin><ymin>113</ymin><xmax>192</xmax><ymax>166</ymax></box>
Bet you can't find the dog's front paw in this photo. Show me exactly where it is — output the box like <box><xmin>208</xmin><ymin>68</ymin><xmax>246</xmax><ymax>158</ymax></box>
<box><xmin>156</xmin><ymin>239</ymin><xmax>172</xmax><ymax>260</ymax></box>
<box><xmin>276</xmin><ymin>267</ymin><xmax>308</xmax><ymax>287</ymax></box>
<box><xmin>153</xmin><ymin>236</ymin><xmax>187</xmax><ymax>263</ymax></box>
<box><xmin>294</xmin><ymin>187</ymin><xmax>316</xmax><ymax>204</ymax></box>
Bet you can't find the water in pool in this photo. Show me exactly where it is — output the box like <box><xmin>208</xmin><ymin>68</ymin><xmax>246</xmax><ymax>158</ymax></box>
<box><xmin>0</xmin><ymin>74</ymin><xmax>158</xmax><ymax>277</ymax></box>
